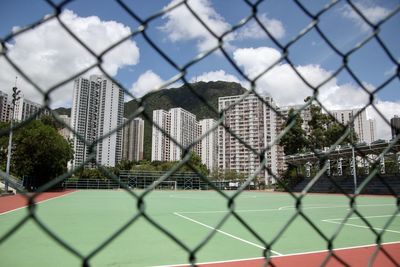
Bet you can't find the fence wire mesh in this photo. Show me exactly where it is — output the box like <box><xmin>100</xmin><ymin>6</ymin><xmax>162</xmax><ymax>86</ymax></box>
<box><xmin>0</xmin><ymin>0</ymin><xmax>399</xmax><ymax>266</ymax></box>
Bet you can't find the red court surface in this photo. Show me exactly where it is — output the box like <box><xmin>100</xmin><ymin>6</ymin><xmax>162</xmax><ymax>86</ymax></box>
<box><xmin>197</xmin><ymin>242</ymin><xmax>400</xmax><ymax>267</ymax></box>
<box><xmin>0</xmin><ymin>190</ymin><xmax>75</xmax><ymax>214</ymax></box>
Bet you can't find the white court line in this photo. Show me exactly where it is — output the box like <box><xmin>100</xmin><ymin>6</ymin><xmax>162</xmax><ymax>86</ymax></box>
<box><xmin>178</xmin><ymin>208</ymin><xmax>281</xmax><ymax>214</ymax></box>
<box><xmin>173</xmin><ymin>212</ymin><xmax>282</xmax><ymax>256</ymax></box>
<box><xmin>152</xmin><ymin>241</ymin><xmax>400</xmax><ymax>267</ymax></box>
<box><xmin>0</xmin><ymin>190</ymin><xmax>78</xmax><ymax>216</ymax></box>
<box><xmin>323</xmin><ymin>214</ymin><xmax>400</xmax><ymax>234</ymax></box>
<box><xmin>278</xmin><ymin>205</ymin><xmax>348</xmax><ymax>210</ymax></box>
<box><xmin>279</xmin><ymin>203</ymin><xmax>395</xmax><ymax>211</ymax></box>
<box><xmin>177</xmin><ymin>203</ymin><xmax>396</xmax><ymax>214</ymax></box>
<box><xmin>168</xmin><ymin>195</ymin><xmax>257</xmax><ymax>199</ymax></box>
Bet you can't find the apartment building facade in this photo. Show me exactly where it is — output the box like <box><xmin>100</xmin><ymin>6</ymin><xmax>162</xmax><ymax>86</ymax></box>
<box><xmin>151</xmin><ymin>109</ymin><xmax>170</xmax><ymax>161</ymax></box>
<box><xmin>218</xmin><ymin>94</ymin><xmax>278</xmax><ymax>184</ymax></box>
<box><xmin>368</xmin><ymin>118</ymin><xmax>377</xmax><ymax>142</ymax></box>
<box><xmin>14</xmin><ymin>98</ymin><xmax>44</xmax><ymax>121</ymax></box>
<box><xmin>152</xmin><ymin>107</ymin><xmax>199</xmax><ymax>162</ymax></box>
<box><xmin>391</xmin><ymin>115</ymin><xmax>400</xmax><ymax>139</ymax></box>
<box><xmin>70</xmin><ymin>75</ymin><xmax>124</xmax><ymax>168</ymax></box>
<box><xmin>199</xmin><ymin>118</ymin><xmax>218</xmax><ymax>171</ymax></box>
<box><xmin>169</xmin><ymin>108</ymin><xmax>198</xmax><ymax>161</ymax></box>
<box><xmin>151</xmin><ymin>108</ymin><xmax>217</xmax><ymax>170</ymax></box>
<box><xmin>331</xmin><ymin>108</ymin><xmax>376</xmax><ymax>144</ymax></box>
<box><xmin>0</xmin><ymin>91</ymin><xmax>10</xmax><ymax>122</ymax></box>
<box><xmin>0</xmin><ymin>90</ymin><xmax>50</xmax><ymax>122</ymax></box>
<box><xmin>122</xmin><ymin>117</ymin><xmax>144</xmax><ymax>162</ymax></box>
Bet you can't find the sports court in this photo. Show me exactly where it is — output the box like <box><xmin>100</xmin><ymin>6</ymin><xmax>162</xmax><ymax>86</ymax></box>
<box><xmin>0</xmin><ymin>190</ymin><xmax>399</xmax><ymax>266</ymax></box>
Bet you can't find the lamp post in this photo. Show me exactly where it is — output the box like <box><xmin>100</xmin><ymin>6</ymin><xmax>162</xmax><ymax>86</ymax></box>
<box><xmin>5</xmin><ymin>84</ymin><xmax>20</xmax><ymax>192</ymax></box>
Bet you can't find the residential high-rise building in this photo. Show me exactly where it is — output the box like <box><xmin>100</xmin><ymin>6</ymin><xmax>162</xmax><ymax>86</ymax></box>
<box><xmin>195</xmin><ymin>122</ymin><xmax>202</xmax><ymax>158</ymax></box>
<box><xmin>70</xmin><ymin>76</ymin><xmax>98</xmax><ymax>168</ymax></box>
<box><xmin>331</xmin><ymin>108</ymin><xmax>375</xmax><ymax>144</ymax></box>
<box><xmin>70</xmin><ymin>75</ymin><xmax>124</xmax><ymax>168</ymax></box>
<box><xmin>0</xmin><ymin>90</ymin><xmax>49</xmax><ymax>122</ymax></box>
<box><xmin>199</xmin><ymin>119</ymin><xmax>218</xmax><ymax>171</ymax></box>
<box><xmin>0</xmin><ymin>91</ymin><xmax>10</xmax><ymax>122</ymax></box>
<box><xmin>151</xmin><ymin>108</ymin><xmax>200</xmax><ymax>162</ymax></box>
<box><xmin>169</xmin><ymin>108</ymin><xmax>198</xmax><ymax>161</ymax></box>
<box><xmin>151</xmin><ymin>109</ymin><xmax>170</xmax><ymax>161</ymax></box>
<box><xmin>218</xmin><ymin>94</ymin><xmax>278</xmax><ymax>184</ymax></box>
<box><xmin>122</xmin><ymin>117</ymin><xmax>144</xmax><ymax>162</ymax></box>
<box><xmin>97</xmin><ymin>76</ymin><xmax>124</xmax><ymax>166</ymax></box>
<box><xmin>14</xmin><ymin>98</ymin><xmax>44</xmax><ymax>121</ymax></box>
<box><xmin>391</xmin><ymin>115</ymin><xmax>400</xmax><ymax>139</ymax></box>
<box><xmin>367</xmin><ymin>118</ymin><xmax>377</xmax><ymax>143</ymax></box>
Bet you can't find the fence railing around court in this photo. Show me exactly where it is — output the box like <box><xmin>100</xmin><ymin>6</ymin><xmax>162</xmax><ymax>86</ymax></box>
<box><xmin>64</xmin><ymin>171</ymin><xmax>257</xmax><ymax>191</ymax></box>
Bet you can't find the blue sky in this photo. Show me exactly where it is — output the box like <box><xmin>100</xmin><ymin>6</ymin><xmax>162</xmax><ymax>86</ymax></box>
<box><xmin>0</xmin><ymin>0</ymin><xmax>399</xmax><ymax>138</ymax></box>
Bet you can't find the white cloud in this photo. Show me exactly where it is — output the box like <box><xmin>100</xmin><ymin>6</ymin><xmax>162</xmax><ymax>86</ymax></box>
<box><xmin>233</xmin><ymin>47</ymin><xmax>281</xmax><ymax>79</ymax></box>
<box><xmin>0</xmin><ymin>9</ymin><xmax>139</xmax><ymax>107</ymax></box>
<box><xmin>342</xmin><ymin>1</ymin><xmax>390</xmax><ymax>31</ymax></box>
<box><xmin>237</xmin><ymin>13</ymin><xmax>285</xmax><ymax>40</ymax></box>
<box><xmin>384</xmin><ymin>65</ymin><xmax>397</xmax><ymax>77</ymax></box>
<box><xmin>159</xmin><ymin>1</ymin><xmax>286</xmax><ymax>53</ymax></box>
<box><xmin>130</xmin><ymin>70</ymin><xmax>165</xmax><ymax>98</ymax></box>
<box><xmin>160</xmin><ymin>0</ymin><xmax>232</xmax><ymax>52</ymax></box>
<box><xmin>191</xmin><ymin>70</ymin><xmax>242</xmax><ymax>83</ymax></box>
<box><xmin>318</xmin><ymin>83</ymin><xmax>370</xmax><ymax>110</ymax></box>
<box><xmin>232</xmin><ymin>46</ymin><xmax>397</xmax><ymax>139</ymax></box>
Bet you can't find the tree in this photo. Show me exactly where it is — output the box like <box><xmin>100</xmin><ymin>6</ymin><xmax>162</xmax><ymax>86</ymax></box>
<box><xmin>279</xmin><ymin>109</ymin><xmax>309</xmax><ymax>155</ymax></box>
<box><xmin>307</xmin><ymin>105</ymin><xmax>332</xmax><ymax>150</ymax></box>
<box><xmin>280</xmin><ymin>104</ymin><xmax>358</xmax><ymax>156</ymax></box>
<box><xmin>184</xmin><ymin>152</ymin><xmax>209</xmax><ymax>176</ymax></box>
<box><xmin>0</xmin><ymin>122</ymin><xmax>10</xmax><ymax>170</ymax></box>
<box><xmin>209</xmin><ymin>167</ymin><xmax>223</xmax><ymax>181</ymax></box>
<box><xmin>40</xmin><ymin>114</ymin><xmax>65</xmax><ymax>130</ymax></box>
<box><xmin>77</xmin><ymin>168</ymin><xmax>104</xmax><ymax>180</ymax></box>
<box><xmin>115</xmin><ymin>160</ymin><xmax>135</xmax><ymax>171</ymax></box>
<box><xmin>12</xmin><ymin>120</ymin><xmax>73</xmax><ymax>190</ymax></box>
<box><xmin>223</xmin><ymin>169</ymin><xmax>241</xmax><ymax>180</ymax></box>
<box><xmin>308</xmin><ymin>105</ymin><xmax>357</xmax><ymax>150</ymax></box>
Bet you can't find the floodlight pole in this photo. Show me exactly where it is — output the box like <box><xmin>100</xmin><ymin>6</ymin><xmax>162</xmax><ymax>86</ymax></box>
<box><xmin>350</xmin><ymin>120</ymin><xmax>357</xmax><ymax>195</ymax></box>
<box><xmin>351</xmin><ymin>145</ymin><xmax>357</xmax><ymax>194</ymax></box>
<box><xmin>5</xmin><ymin>83</ymin><xmax>20</xmax><ymax>193</ymax></box>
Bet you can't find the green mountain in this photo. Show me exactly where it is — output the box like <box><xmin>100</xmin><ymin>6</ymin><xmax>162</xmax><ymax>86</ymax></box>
<box><xmin>53</xmin><ymin>107</ymin><xmax>72</xmax><ymax>116</ymax></box>
<box><xmin>55</xmin><ymin>81</ymin><xmax>248</xmax><ymax>160</ymax></box>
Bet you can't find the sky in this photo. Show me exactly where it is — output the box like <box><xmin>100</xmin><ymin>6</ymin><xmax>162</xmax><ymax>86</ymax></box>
<box><xmin>0</xmin><ymin>0</ymin><xmax>399</xmax><ymax>140</ymax></box>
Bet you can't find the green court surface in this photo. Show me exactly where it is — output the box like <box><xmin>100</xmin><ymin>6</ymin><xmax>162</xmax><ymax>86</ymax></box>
<box><xmin>0</xmin><ymin>190</ymin><xmax>399</xmax><ymax>266</ymax></box>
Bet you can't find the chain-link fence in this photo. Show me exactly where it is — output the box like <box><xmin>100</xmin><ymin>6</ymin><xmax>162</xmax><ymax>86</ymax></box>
<box><xmin>0</xmin><ymin>0</ymin><xmax>399</xmax><ymax>266</ymax></box>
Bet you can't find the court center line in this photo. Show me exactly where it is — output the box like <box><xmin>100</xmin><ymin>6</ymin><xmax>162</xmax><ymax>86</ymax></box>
<box><xmin>177</xmin><ymin>203</ymin><xmax>396</xmax><ymax>215</ymax></box>
<box><xmin>322</xmin><ymin>214</ymin><xmax>400</xmax><ymax>234</ymax></box>
<box><xmin>169</xmin><ymin>195</ymin><xmax>257</xmax><ymax>199</ymax></box>
<box><xmin>177</xmin><ymin>208</ymin><xmax>280</xmax><ymax>214</ymax></box>
<box><xmin>173</xmin><ymin>212</ymin><xmax>283</xmax><ymax>256</ymax></box>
